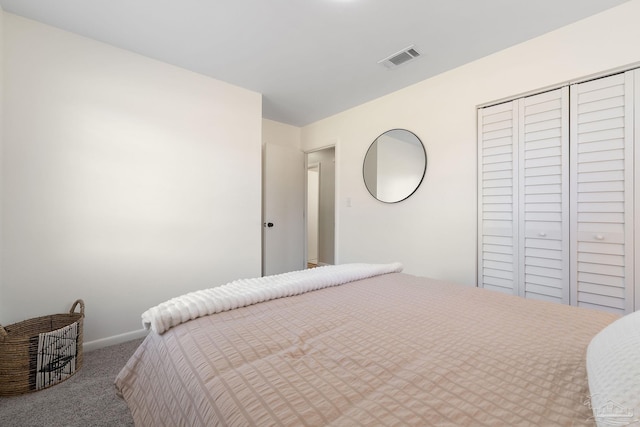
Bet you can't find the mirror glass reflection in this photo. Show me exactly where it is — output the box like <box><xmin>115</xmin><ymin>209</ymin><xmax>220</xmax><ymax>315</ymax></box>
<box><xmin>363</xmin><ymin>129</ymin><xmax>426</xmax><ymax>203</ymax></box>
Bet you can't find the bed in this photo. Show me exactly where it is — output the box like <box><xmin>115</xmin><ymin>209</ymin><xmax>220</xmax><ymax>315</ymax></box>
<box><xmin>114</xmin><ymin>263</ymin><xmax>627</xmax><ymax>426</ymax></box>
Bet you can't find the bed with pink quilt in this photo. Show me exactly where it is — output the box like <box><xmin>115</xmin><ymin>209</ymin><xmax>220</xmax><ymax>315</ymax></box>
<box><xmin>114</xmin><ymin>263</ymin><xmax>626</xmax><ymax>426</ymax></box>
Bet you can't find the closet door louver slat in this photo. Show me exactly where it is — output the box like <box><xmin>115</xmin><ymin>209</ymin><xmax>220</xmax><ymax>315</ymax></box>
<box><xmin>518</xmin><ymin>88</ymin><xmax>569</xmax><ymax>304</ymax></box>
<box><xmin>478</xmin><ymin>102</ymin><xmax>518</xmax><ymax>295</ymax></box>
<box><xmin>570</xmin><ymin>72</ymin><xmax>634</xmax><ymax>315</ymax></box>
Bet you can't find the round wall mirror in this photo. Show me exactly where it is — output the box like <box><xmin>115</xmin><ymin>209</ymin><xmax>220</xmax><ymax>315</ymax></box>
<box><xmin>363</xmin><ymin>129</ymin><xmax>427</xmax><ymax>203</ymax></box>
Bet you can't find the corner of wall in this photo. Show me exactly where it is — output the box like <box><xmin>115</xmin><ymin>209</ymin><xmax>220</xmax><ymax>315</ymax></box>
<box><xmin>262</xmin><ymin>118</ymin><xmax>302</xmax><ymax>150</ymax></box>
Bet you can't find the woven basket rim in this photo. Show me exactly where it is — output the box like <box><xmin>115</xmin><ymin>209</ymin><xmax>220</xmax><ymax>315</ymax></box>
<box><xmin>0</xmin><ymin>314</ymin><xmax>83</xmax><ymax>342</ymax></box>
<box><xmin>0</xmin><ymin>299</ymin><xmax>84</xmax><ymax>343</ymax></box>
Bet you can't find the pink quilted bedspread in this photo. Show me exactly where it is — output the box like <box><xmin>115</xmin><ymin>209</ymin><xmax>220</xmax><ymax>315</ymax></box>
<box><xmin>115</xmin><ymin>273</ymin><xmax>617</xmax><ymax>426</ymax></box>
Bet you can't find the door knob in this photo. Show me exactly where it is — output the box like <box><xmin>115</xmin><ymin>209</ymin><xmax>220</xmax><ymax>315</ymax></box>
<box><xmin>264</xmin><ymin>222</ymin><xmax>274</xmax><ymax>228</ymax></box>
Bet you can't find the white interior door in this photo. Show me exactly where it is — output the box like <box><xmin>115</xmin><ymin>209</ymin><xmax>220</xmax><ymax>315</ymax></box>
<box><xmin>263</xmin><ymin>143</ymin><xmax>305</xmax><ymax>276</ymax></box>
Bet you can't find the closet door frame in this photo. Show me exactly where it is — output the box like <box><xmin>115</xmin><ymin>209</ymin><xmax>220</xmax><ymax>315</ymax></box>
<box><xmin>626</xmin><ymin>72</ymin><xmax>636</xmax><ymax>314</ymax></box>
<box><xmin>635</xmin><ymin>69</ymin><xmax>640</xmax><ymax>312</ymax></box>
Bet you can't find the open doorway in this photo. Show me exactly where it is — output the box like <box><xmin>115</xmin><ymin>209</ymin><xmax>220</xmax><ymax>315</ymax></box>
<box><xmin>307</xmin><ymin>163</ymin><xmax>320</xmax><ymax>268</ymax></box>
<box><xmin>306</xmin><ymin>147</ymin><xmax>335</xmax><ymax>268</ymax></box>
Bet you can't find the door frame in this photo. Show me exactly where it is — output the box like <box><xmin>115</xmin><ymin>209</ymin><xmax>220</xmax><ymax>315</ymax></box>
<box><xmin>306</xmin><ymin>162</ymin><xmax>320</xmax><ymax>266</ymax></box>
<box><xmin>304</xmin><ymin>143</ymin><xmax>338</xmax><ymax>267</ymax></box>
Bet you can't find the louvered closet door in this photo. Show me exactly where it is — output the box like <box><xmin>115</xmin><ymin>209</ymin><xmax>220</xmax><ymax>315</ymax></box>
<box><xmin>518</xmin><ymin>88</ymin><xmax>569</xmax><ymax>303</ymax></box>
<box><xmin>570</xmin><ymin>71</ymin><xmax>634</xmax><ymax>315</ymax></box>
<box><xmin>478</xmin><ymin>101</ymin><xmax>519</xmax><ymax>295</ymax></box>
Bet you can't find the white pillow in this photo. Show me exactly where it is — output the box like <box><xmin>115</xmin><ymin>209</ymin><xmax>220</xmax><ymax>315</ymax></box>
<box><xmin>586</xmin><ymin>310</ymin><xmax>640</xmax><ymax>427</ymax></box>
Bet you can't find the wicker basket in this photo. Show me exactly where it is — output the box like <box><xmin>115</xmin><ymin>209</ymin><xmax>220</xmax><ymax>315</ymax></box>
<box><xmin>0</xmin><ymin>299</ymin><xmax>84</xmax><ymax>397</ymax></box>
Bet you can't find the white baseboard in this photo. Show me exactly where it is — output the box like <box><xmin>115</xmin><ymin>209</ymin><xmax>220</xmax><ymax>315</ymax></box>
<box><xmin>84</xmin><ymin>328</ymin><xmax>149</xmax><ymax>352</ymax></box>
<box><xmin>317</xmin><ymin>262</ymin><xmax>332</xmax><ymax>267</ymax></box>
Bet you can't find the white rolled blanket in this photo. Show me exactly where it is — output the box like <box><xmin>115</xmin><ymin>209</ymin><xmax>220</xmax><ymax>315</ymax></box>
<box><xmin>142</xmin><ymin>262</ymin><xmax>403</xmax><ymax>334</ymax></box>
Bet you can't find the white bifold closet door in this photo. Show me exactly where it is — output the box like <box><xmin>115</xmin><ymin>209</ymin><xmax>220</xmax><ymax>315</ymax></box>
<box><xmin>480</xmin><ymin>70</ymin><xmax>638</xmax><ymax>314</ymax></box>
<box><xmin>570</xmin><ymin>71</ymin><xmax>634</xmax><ymax>315</ymax></box>
<box><xmin>477</xmin><ymin>101</ymin><xmax>519</xmax><ymax>295</ymax></box>
<box><xmin>478</xmin><ymin>87</ymin><xmax>569</xmax><ymax>301</ymax></box>
<box><xmin>518</xmin><ymin>88</ymin><xmax>570</xmax><ymax>304</ymax></box>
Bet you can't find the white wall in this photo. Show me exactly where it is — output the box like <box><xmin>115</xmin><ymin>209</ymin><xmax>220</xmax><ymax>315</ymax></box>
<box><xmin>1</xmin><ymin>14</ymin><xmax>262</xmax><ymax>347</ymax></box>
<box><xmin>301</xmin><ymin>0</ymin><xmax>640</xmax><ymax>286</ymax></box>
<box><xmin>0</xmin><ymin>7</ymin><xmax>3</xmax><ymax>316</ymax></box>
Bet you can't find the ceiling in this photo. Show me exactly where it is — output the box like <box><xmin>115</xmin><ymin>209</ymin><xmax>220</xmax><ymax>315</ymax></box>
<box><xmin>0</xmin><ymin>0</ymin><xmax>629</xmax><ymax>126</ymax></box>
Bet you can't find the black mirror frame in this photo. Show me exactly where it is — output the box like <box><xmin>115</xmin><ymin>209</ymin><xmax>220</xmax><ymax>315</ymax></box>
<box><xmin>362</xmin><ymin>128</ymin><xmax>427</xmax><ymax>204</ymax></box>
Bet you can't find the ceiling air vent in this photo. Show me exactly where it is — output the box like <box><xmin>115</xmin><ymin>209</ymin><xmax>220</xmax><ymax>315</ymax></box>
<box><xmin>378</xmin><ymin>46</ymin><xmax>421</xmax><ymax>69</ymax></box>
